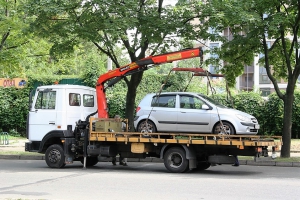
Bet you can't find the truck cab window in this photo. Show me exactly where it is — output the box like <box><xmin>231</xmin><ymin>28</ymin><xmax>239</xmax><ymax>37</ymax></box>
<box><xmin>69</xmin><ymin>93</ymin><xmax>81</xmax><ymax>106</ymax></box>
<box><xmin>34</xmin><ymin>91</ymin><xmax>56</xmax><ymax>109</ymax></box>
<box><xmin>83</xmin><ymin>94</ymin><xmax>94</xmax><ymax>107</ymax></box>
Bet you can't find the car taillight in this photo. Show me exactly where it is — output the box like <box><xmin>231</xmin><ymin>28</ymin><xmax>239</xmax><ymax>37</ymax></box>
<box><xmin>136</xmin><ymin>106</ymin><xmax>141</xmax><ymax>113</ymax></box>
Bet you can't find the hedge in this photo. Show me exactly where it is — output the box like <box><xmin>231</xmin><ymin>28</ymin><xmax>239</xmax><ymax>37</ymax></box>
<box><xmin>2</xmin><ymin>74</ymin><xmax>300</xmax><ymax>138</ymax></box>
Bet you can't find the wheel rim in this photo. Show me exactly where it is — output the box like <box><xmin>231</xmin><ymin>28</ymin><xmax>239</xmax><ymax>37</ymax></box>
<box><xmin>167</xmin><ymin>152</ymin><xmax>183</xmax><ymax>169</ymax></box>
<box><xmin>139</xmin><ymin>121</ymin><xmax>154</xmax><ymax>133</ymax></box>
<box><xmin>48</xmin><ymin>149</ymin><xmax>62</xmax><ymax>163</ymax></box>
<box><xmin>215</xmin><ymin>124</ymin><xmax>231</xmax><ymax>134</ymax></box>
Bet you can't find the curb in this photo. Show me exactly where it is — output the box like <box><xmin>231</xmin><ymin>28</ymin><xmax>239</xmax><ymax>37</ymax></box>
<box><xmin>1</xmin><ymin>155</ymin><xmax>299</xmax><ymax>167</ymax></box>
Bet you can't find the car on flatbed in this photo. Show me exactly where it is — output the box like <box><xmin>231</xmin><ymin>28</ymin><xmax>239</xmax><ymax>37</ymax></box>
<box><xmin>134</xmin><ymin>92</ymin><xmax>260</xmax><ymax>135</ymax></box>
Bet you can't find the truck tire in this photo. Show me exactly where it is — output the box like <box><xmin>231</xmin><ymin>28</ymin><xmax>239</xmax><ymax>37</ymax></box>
<box><xmin>164</xmin><ymin>147</ymin><xmax>189</xmax><ymax>173</ymax></box>
<box><xmin>213</xmin><ymin>121</ymin><xmax>235</xmax><ymax>135</ymax></box>
<box><xmin>80</xmin><ymin>157</ymin><xmax>99</xmax><ymax>167</ymax></box>
<box><xmin>45</xmin><ymin>144</ymin><xmax>66</xmax><ymax>168</ymax></box>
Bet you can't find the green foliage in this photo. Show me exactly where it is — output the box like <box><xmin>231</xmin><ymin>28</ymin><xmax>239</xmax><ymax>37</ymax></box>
<box><xmin>262</xmin><ymin>91</ymin><xmax>300</xmax><ymax>138</ymax></box>
<box><xmin>0</xmin><ymin>87</ymin><xmax>30</xmax><ymax>136</ymax></box>
<box><xmin>263</xmin><ymin>93</ymin><xmax>284</xmax><ymax>136</ymax></box>
<box><xmin>0</xmin><ymin>0</ymin><xmax>32</xmax><ymax>76</ymax></box>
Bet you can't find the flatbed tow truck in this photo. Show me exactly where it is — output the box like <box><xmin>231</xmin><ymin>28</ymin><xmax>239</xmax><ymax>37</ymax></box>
<box><xmin>25</xmin><ymin>47</ymin><xmax>282</xmax><ymax>173</ymax></box>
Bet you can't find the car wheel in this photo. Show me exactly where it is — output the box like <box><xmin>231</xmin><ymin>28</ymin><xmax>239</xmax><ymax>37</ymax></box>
<box><xmin>213</xmin><ymin>121</ymin><xmax>235</xmax><ymax>135</ymax></box>
<box><xmin>45</xmin><ymin>144</ymin><xmax>66</xmax><ymax>168</ymax></box>
<box><xmin>137</xmin><ymin>120</ymin><xmax>157</xmax><ymax>133</ymax></box>
<box><xmin>164</xmin><ymin>147</ymin><xmax>189</xmax><ymax>173</ymax></box>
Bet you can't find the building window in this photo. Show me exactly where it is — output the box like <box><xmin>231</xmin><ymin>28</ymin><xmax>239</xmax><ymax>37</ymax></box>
<box><xmin>244</xmin><ymin>76</ymin><xmax>253</xmax><ymax>82</ymax></box>
<box><xmin>259</xmin><ymin>67</ymin><xmax>271</xmax><ymax>84</ymax></box>
<box><xmin>261</xmin><ymin>88</ymin><xmax>271</xmax><ymax>97</ymax></box>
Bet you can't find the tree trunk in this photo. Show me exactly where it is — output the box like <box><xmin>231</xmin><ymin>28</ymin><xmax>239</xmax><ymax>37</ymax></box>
<box><xmin>280</xmin><ymin>89</ymin><xmax>294</xmax><ymax>157</ymax></box>
<box><xmin>125</xmin><ymin>72</ymin><xmax>144</xmax><ymax>131</ymax></box>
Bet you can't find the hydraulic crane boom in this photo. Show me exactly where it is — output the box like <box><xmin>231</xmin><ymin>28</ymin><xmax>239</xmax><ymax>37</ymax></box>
<box><xmin>96</xmin><ymin>47</ymin><xmax>203</xmax><ymax>118</ymax></box>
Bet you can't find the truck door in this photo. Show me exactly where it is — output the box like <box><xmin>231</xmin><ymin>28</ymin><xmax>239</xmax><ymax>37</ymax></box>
<box><xmin>28</xmin><ymin>89</ymin><xmax>58</xmax><ymax>141</ymax></box>
<box><xmin>66</xmin><ymin>89</ymin><xmax>97</xmax><ymax>130</ymax></box>
<box><xmin>177</xmin><ymin>95</ymin><xmax>211</xmax><ymax>133</ymax></box>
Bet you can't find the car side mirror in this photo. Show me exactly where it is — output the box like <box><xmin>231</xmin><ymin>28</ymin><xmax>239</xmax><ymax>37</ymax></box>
<box><xmin>202</xmin><ymin>104</ymin><xmax>210</xmax><ymax>110</ymax></box>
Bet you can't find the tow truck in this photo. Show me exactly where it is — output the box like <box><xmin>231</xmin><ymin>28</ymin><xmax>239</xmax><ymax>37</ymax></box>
<box><xmin>25</xmin><ymin>47</ymin><xmax>282</xmax><ymax>173</ymax></box>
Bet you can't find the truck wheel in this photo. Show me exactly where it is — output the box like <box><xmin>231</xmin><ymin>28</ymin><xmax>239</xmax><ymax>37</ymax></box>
<box><xmin>164</xmin><ymin>147</ymin><xmax>189</xmax><ymax>173</ymax></box>
<box><xmin>45</xmin><ymin>144</ymin><xmax>66</xmax><ymax>168</ymax></box>
<box><xmin>213</xmin><ymin>121</ymin><xmax>235</xmax><ymax>135</ymax></box>
<box><xmin>80</xmin><ymin>157</ymin><xmax>99</xmax><ymax>167</ymax></box>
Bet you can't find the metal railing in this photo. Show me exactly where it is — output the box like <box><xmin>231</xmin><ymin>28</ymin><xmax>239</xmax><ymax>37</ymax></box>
<box><xmin>0</xmin><ymin>132</ymin><xmax>9</xmax><ymax>145</ymax></box>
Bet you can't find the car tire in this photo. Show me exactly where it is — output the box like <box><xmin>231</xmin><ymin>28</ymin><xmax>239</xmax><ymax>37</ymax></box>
<box><xmin>137</xmin><ymin>120</ymin><xmax>157</xmax><ymax>133</ymax></box>
<box><xmin>45</xmin><ymin>144</ymin><xmax>66</xmax><ymax>168</ymax></box>
<box><xmin>164</xmin><ymin>147</ymin><xmax>189</xmax><ymax>173</ymax></box>
<box><xmin>213</xmin><ymin>121</ymin><xmax>235</xmax><ymax>135</ymax></box>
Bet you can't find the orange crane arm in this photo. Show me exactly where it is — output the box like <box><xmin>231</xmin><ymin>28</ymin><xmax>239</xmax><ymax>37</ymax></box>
<box><xmin>96</xmin><ymin>47</ymin><xmax>203</xmax><ymax>118</ymax></box>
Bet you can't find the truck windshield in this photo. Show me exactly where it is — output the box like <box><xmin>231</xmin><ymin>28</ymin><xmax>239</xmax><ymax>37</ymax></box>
<box><xmin>198</xmin><ymin>94</ymin><xmax>227</xmax><ymax>108</ymax></box>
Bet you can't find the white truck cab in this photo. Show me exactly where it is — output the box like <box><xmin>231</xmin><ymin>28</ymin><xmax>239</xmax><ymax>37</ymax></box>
<box><xmin>26</xmin><ymin>85</ymin><xmax>97</xmax><ymax>150</ymax></box>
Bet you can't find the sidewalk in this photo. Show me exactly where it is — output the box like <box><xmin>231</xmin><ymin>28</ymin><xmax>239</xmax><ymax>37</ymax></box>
<box><xmin>1</xmin><ymin>139</ymin><xmax>300</xmax><ymax>167</ymax></box>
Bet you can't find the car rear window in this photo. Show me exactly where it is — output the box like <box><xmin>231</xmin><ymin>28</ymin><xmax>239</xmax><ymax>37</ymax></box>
<box><xmin>151</xmin><ymin>95</ymin><xmax>176</xmax><ymax>108</ymax></box>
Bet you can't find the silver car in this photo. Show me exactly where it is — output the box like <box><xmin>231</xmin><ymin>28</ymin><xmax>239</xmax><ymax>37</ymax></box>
<box><xmin>134</xmin><ymin>92</ymin><xmax>260</xmax><ymax>135</ymax></box>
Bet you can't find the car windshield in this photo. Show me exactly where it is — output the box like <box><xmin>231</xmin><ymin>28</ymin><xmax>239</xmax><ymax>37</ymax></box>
<box><xmin>198</xmin><ymin>94</ymin><xmax>227</xmax><ymax>108</ymax></box>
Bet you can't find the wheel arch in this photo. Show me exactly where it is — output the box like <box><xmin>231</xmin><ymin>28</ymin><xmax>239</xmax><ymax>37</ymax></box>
<box><xmin>38</xmin><ymin>130</ymin><xmax>72</xmax><ymax>153</ymax></box>
<box><xmin>137</xmin><ymin>118</ymin><xmax>158</xmax><ymax>132</ymax></box>
<box><xmin>160</xmin><ymin>144</ymin><xmax>196</xmax><ymax>160</ymax></box>
<box><xmin>212</xmin><ymin>120</ymin><xmax>236</xmax><ymax>134</ymax></box>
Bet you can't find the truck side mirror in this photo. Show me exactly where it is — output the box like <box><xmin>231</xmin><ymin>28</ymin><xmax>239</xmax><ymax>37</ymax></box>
<box><xmin>29</xmin><ymin>89</ymin><xmax>34</xmax><ymax>111</ymax></box>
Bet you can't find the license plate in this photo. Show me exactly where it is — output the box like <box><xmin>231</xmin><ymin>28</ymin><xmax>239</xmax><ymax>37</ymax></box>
<box><xmin>254</xmin><ymin>124</ymin><xmax>260</xmax><ymax>129</ymax></box>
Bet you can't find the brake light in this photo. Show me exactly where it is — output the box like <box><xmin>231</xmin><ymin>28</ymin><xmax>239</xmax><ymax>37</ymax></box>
<box><xmin>136</xmin><ymin>106</ymin><xmax>141</xmax><ymax>113</ymax></box>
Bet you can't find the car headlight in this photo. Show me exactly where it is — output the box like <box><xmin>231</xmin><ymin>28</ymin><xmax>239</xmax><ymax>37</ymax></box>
<box><xmin>236</xmin><ymin>114</ymin><xmax>251</xmax><ymax>122</ymax></box>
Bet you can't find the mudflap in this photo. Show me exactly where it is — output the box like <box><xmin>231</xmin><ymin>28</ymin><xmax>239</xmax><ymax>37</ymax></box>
<box><xmin>63</xmin><ymin>138</ymin><xmax>76</xmax><ymax>164</ymax></box>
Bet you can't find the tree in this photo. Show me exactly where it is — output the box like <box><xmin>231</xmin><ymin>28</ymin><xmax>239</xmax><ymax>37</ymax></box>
<box><xmin>196</xmin><ymin>0</ymin><xmax>300</xmax><ymax>157</ymax></box>
<box><xmin>0</xmin><ymin>0</ymin><xmax>30</xmax><ymax>76</ymax></box>
<box><xmin>24</xmin><ymin>0</ymin><xmax>204</xmax><ymax>129</ymax></box>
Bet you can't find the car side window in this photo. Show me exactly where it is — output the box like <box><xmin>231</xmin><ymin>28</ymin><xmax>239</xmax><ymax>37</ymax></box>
<box><xmin>151</xmin><ymin>95</ymin><xmax>176</xmax><ymax>108</ymax></box>
<box><xmin>180</xmin><ymin>95</ymin><xmax>205</xmax><ymax>109</ymax></box>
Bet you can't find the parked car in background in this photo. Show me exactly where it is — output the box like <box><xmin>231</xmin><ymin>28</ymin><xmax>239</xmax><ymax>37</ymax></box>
<box><xmin>134</xmin><ymin>92</ymin><xmax>260</xmax><ymax>135</ymax></box>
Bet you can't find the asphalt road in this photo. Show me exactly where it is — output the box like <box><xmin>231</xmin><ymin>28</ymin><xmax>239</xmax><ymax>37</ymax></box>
<box><xmin>0</xmin><ymin>160</ymin><xmax>299</xmax><ymax>200</ymax></box>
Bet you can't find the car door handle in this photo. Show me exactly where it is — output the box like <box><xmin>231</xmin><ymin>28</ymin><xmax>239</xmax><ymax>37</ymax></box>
<box><xmin>49</xmin><ymin>122</ymin><xmax>55</xmax><ymax>125</ymax></box>
<box><xmin>181</xmin><ymin>111</ymin><xmax>186</xmax><ymax>113</ymax></box>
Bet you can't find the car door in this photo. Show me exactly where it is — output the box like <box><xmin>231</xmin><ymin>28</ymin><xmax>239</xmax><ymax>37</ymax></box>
<box><xmin>28</xmin><ymin>89</ymin><xmax>58</xmax><ymax>141</ymax></box>
<box><xmin>149</xmin><ymin>94</ymin><xmax>178</xmax><ymax>132</ymax></box>
<box><xmin>177</xmin><ymin>94</ymin><xmax>211</xmax><ymax>133</ymax></box>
